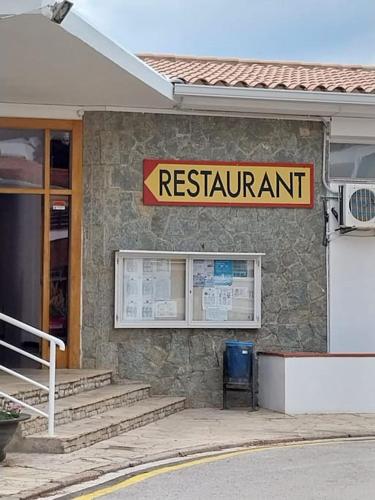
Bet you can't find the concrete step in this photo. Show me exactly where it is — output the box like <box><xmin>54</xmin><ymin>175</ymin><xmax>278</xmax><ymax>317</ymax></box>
<box><xmin>18</xmin><ymin>382</ymin><xmax>151</xmax><ymax>437</ymax></box>
<box><xmin>18</xmin><ymin>396</ymin><xmax>186</xmax><ymax>454</ymax></box>
<box><xmin>0</xmin><ymin>369</ymin><xmax>113</xmax><ymax>407</ymax></box>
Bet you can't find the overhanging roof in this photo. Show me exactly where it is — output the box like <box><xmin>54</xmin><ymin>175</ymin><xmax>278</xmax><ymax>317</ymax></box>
<box><xmin>140</xmin><ymin>53</ymin><xmax>375</xmax><ymax>94</ymax></box>
<box><xmin>0</xmin><ymin>10</ymin><xmax>174</xmax><ymax>110</ymax></box>
<box><xmin>1</xmin><ymin>6</ymin><xmax>375</xmax><ymax>120</ymax></box>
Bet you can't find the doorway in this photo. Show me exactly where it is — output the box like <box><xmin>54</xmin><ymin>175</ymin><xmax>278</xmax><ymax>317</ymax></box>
<box><xmin>0</xmin><ymin>119</ymin><xmax>82</xmax><ymax>368</ymax></box>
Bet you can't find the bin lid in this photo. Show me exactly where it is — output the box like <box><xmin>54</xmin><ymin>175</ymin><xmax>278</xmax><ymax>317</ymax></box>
<box><xmin>225</xmin><ymin>340</ymin><xmax>254</xmax><ymax>348</ymax></box>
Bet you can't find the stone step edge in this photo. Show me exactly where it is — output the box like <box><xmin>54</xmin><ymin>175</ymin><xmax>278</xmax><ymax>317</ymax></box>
<box><xmin>33</xmin><ymin>397</ymin><xmax>186</xmax><ymax>440</ymax></box>
<box><xmin>19</xmin><ymin>397</ymin><xmax>186</xmax><ymax>454</ymax></box>
<box><xmin>2</xmin><ymin>370</ymin><xmax>113</xmax><ymax>407</ymax></box>
<box><xmin>19</xmin><ymin>383</ymin><xmax>152</xmax><ymax>437</ymax></box>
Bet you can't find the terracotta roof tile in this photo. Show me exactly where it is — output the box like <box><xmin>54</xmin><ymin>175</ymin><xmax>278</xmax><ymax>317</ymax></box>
<box><xmin>139</xmin><ymin>53</ymin><xmax>375</xmax><ymax>94</ymax></box>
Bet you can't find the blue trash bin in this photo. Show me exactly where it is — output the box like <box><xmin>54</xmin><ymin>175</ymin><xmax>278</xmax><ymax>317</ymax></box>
<box><xmin>224</xmin><ymin>340</ymin><xmax>254</xmax><ymax>384</ymax></box>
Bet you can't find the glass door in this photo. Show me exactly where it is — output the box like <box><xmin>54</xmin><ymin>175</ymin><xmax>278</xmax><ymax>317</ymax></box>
<box><xmin>0</xmin><ymin>194</ymin><xmax>43</xmax><ymax>368</ymax></box>
<box><xmin>0</xmin><ymin>119</ymin><xmax>82</xmax><ymax>368</ymax></box>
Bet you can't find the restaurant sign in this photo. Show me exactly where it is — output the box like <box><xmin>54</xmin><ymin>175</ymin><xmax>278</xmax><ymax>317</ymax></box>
<box><xmin>143</xmin><ymin>159</ymin><xmax>314</xmax><ymax>208</ymax></box>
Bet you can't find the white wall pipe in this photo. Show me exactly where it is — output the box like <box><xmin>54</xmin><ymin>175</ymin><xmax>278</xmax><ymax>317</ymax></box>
<box><xmin>322</xmin><ymin>120</ymin><xmax>339</xmax><ymax>195</ymax></box>
<box><xmin>48</xmin><ymin>343</ymin><xmax>56</xmax><ymax>436</ymax></box>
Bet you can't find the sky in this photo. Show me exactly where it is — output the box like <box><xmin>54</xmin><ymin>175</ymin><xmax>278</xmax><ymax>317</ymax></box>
<box><xmin>73</xmin><ymin>0</ymin><xmax>375</xmax><ymax>65</ymax></box>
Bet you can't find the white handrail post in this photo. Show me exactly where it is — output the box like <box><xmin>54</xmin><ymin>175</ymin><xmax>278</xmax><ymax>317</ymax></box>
<box><xmin>48</xmin><ymin>342</ymin><xmax>56</xmax><ymax>436</ymax></box>
<box><xmin>0</xmin><ymin>313</ymin><xmax>65</xmax><ymax>433</ymax></box>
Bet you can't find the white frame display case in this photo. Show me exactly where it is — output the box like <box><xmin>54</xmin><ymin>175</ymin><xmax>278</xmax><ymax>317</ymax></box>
<box><xmin>115</xmin><ymin>250</ymin><xmax>263</xmax><ymax>329</ymax></box>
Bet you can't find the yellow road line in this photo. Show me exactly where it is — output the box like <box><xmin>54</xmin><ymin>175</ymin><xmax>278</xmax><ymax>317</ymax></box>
<box><xmin>74</xmin><ymin>438</ymin><xmax>367</xmax><ymax>499</ymax></box>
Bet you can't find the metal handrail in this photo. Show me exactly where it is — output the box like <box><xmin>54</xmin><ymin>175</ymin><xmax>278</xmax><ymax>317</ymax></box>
<box><xmin>0</xmin><ymin>312</ymin><xmax>65</xmax><ymax>435</ymax></box>
<box><xmin>0</xmin><ymin>313</ymin><xmax>65</xmax><ymax>350</ymax></box>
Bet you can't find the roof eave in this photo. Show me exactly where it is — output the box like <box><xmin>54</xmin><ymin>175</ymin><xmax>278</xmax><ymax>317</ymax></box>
<box><xmin>174</xmin><ymin>84</ymin><xmax>375</xmax><ymax>118</ymax></box>
<box><xmin>61</xmin><ymin>12</ymin><xmax>174</xmax><ymax>102</ymax></box>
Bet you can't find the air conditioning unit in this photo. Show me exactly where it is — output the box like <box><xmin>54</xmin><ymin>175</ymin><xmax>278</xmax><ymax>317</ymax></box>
<box><xmin>340</xmin><ymin>183</ymin><xmax>375</xmax><ymax>229</ymax></box>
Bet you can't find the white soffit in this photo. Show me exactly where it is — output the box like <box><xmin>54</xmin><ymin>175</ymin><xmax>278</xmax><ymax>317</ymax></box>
<box><xmin>331</xmin><ymin>117</ymin><xmax>375</xmax><ymax>141</ymax></box>
<box><xmin>174</xmin><ymin>84</ymin><xmax>375</xmax><ymax>119</ymax></box>
<box><xmin>0</xmin><ymin>12</ymin><xmax>174</xmax><ymax>109</ymax></box>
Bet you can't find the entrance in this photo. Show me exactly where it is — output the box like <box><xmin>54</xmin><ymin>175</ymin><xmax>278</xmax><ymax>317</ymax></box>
<box><xmin>0</xmin><ymin>118</ymin><xmax>82</xmax><ymax>368</ymax></box>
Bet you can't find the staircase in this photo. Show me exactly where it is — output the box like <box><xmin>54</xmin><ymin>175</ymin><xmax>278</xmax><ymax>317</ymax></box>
<box><xmin>5</xmin><ymin>369</ymin><xmax>185</xmax><ymax>454</ymax></box>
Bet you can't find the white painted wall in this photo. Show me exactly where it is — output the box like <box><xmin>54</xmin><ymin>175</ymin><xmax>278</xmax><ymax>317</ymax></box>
<box><xmin>329</xmin><ymin>231</ymin><xmax>375</xmax><ymax>351</ymax></box>
<box><xmin>328</xmin><ymin>117</ymin><xmax>375</xmax><ymax>352</ymax></box>
<box><xmin>258</xmin><ymin>355</ymin><xmax>285</xmax><ymax>412</ymax></box>
<box><xmin>286</xmin><ymin>357</ymin><xmax>375</xmax><ymax>413</ymax></box>
<box><xmin>258</xmin><ymin>355</ymin><xmax>375</xmax><ymax>413</ymax></box>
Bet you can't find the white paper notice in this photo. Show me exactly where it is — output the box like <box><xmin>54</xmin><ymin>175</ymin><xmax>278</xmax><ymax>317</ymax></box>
<box><xmin>125</xmin><ymin>258</ymin><xmax>142</xmax><ymax>274</ymax></box>
<box><xmin>142</xmin><ymin>299</ymin><xmax>154</xmax><ymax>320</ymax></box>
<box><xmin>154</xmin><ymin>300</ymin><xmax>177</xmax><ymax>318</ymax></box>
<box><xmin>216</xmin><ymin>287</ymin><xmax>233</xmax><ymax>310</ymax></box>
<box><xmin>126</xmin><ymin>276</ymin><xmax>140</xmax><ymax>297</ymax></box>
<box><xmin>205</xmin><ymin>308</ymin><xmax>228</xmax><ymax>321</ymax></box>
<box><xmin>194</xmin><ymin>260</ymin><xmax>206</xmax><ymax>275</ymax></box>
<box><xmin>202</xmin><ymin>288</ymin><xmax>217</xmax><ymax>309</ymax></box>
<box><xmin>156</xmin><ymin>259</ymin><xmax>171</xmax><ymax>273</ymax></box>
<box><xmin>154</xmin><ymin>275</ymin><xmax>171</xmax><ymax>300</ymax></box>
<box><xmin>125</xmin><ymin>299</ymin><xmax>139</xmax><ymax>320</ymax></box>
<box><xmin>193</xmin><ymin>260</ymin><xmax>215</xmax><ymax>287</ymax></box>
<box><xmin>142</xmin><ymin>275</ymin><xmax>154</xmax><ymax>298</ymax></box>
<box><xmin>232</xmin><ymin>286</ymin><xmax>250</xmax><ymax>299</ymax></box>
<box><xmin>143</xmin><ymin>259</ymin><xmax>155</xmax><ymax>274</ymax></box>
<box><xmin>123</xmin><ymin>257</ymin><xmax>178</xmax><ymax>322</ymax></box>
<box><xmin>205</xmin><ymin>260</ymin><xmax>214</xmax><ymax>276</ymax></box>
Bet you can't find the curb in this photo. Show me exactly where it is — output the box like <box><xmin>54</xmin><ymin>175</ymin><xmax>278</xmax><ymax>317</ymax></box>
<box><xmin>6</xmin><ymin>432</ymin><xmax>375</xmax><ymax>499</ymax></box>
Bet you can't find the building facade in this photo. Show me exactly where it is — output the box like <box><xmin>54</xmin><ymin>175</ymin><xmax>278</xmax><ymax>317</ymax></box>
<box><xmin>1</xmin><ymin>5</ymin><xmax>375</xmax><ymax>408</ymax></box>
<box><xmin>82</xmin><ymin>112</ymin><xmax>326</xmax><ymax>406</ymax></box>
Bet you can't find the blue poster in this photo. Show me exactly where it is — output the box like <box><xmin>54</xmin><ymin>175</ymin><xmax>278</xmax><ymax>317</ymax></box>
<box><xmin>214</xmin><ymin>260</ymin><xmax>233</xmax><ymax>286</ymax></box>
<box><xmin>214</xmin><ymin>260</ymin><xmax>233</xmax><ymax>276</ymax></box>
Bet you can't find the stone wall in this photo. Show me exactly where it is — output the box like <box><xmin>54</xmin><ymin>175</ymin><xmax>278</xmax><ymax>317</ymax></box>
<box><xmin>82</xmin><ymin>111</ymin><xmax>326</xmax><ymax>407</ymax></box>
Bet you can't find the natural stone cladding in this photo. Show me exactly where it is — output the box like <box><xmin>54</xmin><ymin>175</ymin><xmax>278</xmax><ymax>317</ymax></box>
<box><xmin>82</xmin><ymin>111</ymin><xmax>326</xmax><ymax>408</ymax></box>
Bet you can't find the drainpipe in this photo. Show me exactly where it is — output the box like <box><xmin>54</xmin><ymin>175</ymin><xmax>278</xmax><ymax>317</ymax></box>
<box><xmin>321</xmin><ymin>118</ymin><xmax>337</xmax><ymax>354</ymax></box>
<box><xmin>322</xmin><ymin>119</ymin><xmax>338</xmax><ymax>195</ymax></box>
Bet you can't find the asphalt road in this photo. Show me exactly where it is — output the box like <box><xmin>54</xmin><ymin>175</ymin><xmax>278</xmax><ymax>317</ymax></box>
<box><xmin>81</xmin><ymin>439</ymin><xmax>375</xmax><ymax>500</ymax></box>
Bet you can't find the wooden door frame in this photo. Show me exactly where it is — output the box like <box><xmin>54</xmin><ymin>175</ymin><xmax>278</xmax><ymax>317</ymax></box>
<box><xmin>0</xmin><ymin>117</ymin><xmax>83</xmax><ymax>368</ymax></box>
